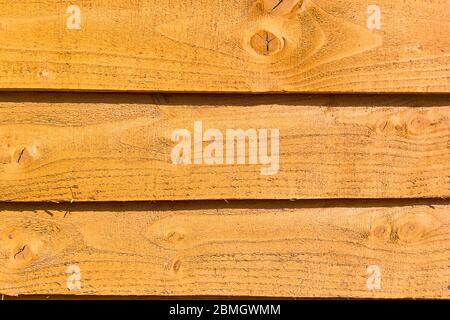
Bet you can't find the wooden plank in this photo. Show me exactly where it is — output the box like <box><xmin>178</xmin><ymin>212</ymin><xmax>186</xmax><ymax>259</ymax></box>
<box><xmin>0</xmin><ymin>200</ymin><xmax>448</xmax><ymax>298</ymax></box>
<box><xmin>0</xmin><ymin>0</ymin><xmax>448</xmax><ymax>93</ymax></box>
<box><xmin>0</xmin><ymin>93</ymin><xmax>449</xmax><ymax>201</ymax></box>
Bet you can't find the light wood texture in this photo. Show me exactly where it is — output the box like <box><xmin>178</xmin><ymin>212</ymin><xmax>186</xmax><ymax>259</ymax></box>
<box><xmin>0</xmin><ymin>0</ymin><xmax>449</xmax><ymax>92</ymax></box>
<box><xmin>0</xmin><ymin>200</ymin><xmax>448</xmax><ymax>298</ymax></box>
<box><xmin>0</xmin><ymin>93</ymin><xmax>449</xmax><ymax>201</ymax></box>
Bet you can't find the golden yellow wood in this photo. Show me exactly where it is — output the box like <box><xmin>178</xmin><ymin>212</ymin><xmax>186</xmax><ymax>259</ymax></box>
<box><xmin>0</xmin><ymin>0</ymin><xmax>448</xmax><ymax>92</ymax></box>
<box><xmin>0</xmin><ymin>200</ymin><xmax>448</xmax><ymax>298</ymax></box>
<box><xmin>0</xmin><ymin>93</ymin><xmax>449</xmax><ymax>201</ymax></box>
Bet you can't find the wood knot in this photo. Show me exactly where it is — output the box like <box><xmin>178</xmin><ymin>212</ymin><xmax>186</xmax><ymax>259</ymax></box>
<box><xmin>172</xmin><ymin>259</ymin><xmax>182</xmax><ymax>273</ymax></box>
<box><xmin>38</xmin><ymin>69</ymin><xmax>49</xmax><ymax>79</ymax></box>
<box><xmin>369</xmin><ymin>214</ymin><xmax>440</xmax><ymax>244</ymax></box>
<box><xmin>261</xmin><ymin>0</ymin><xmax>304</xmax><ymax>15</ymax></box>
<box><xmin>396</xmin><ymin>220</ymin><xmax>424</xmax><ymax>243</ymax></box>
<box><xmin>13</xmin><ymin>245</ymin><xmax>32</xmax><ymax>261</ymax></box>
<box><xmin>408</xmin><ymin>116</ymin><xmax>433</xmax><ymax>133</ymax></box>
<box><xmin>369</xmin><ymin>218</ymin><xmax>392</xmax><ymax>242</ymax></box>
<box><xmin>12</xmin><ymin>146</ymin><xmax>39</xmax><ymax>167</ymax></box>
<box><xmin>374</xmin><ymin>111</ymin><xmax>447</xmax><ymax>136</ymax></box>
<box><xmin>0</xmin><ymin>228</ymin><xmax>43</xmax><ymax>268</ymax></box>
<box><xmin>166</xmin><ymin>231</ymin><xmax>184</xmax><ymax>243</ymax></box>
<box><xmin>393</xmin><ymin>213</ymin><xmax>440</xmax><ymax>243</ymax></box>
<box><xmin>406</xmin><ymin>112</ymin><xmax>446</xmax><ymax>135</ymax></box>
<box><xmin>250</xmin><ymin>30</ymin><xmax>284</xmax><ymax>56</ymax></box>
<box><xmin>374</xmin><ymin>115</ymin><xmax>407</xmax><ymax>136</ymax></box>
<box><xmin>8</xmin><ymin>242</ymin><xmax>39</xmax><ymax>268</ymax></box>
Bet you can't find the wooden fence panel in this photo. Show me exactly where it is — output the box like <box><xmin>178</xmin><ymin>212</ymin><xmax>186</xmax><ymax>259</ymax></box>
<box><xmin>0</xmin><ymin>93</ymin><xmax>448</xmax><ymax>201</ymax></box>
<box><xmin>0</xmin><ymin>0</ymin><xmax>448</xmax><ymax>92</ymax></box>
<box><xmin>0</xmin><ymin>200</ymin><xmax>448</xmax><ymax>298</ymax></box>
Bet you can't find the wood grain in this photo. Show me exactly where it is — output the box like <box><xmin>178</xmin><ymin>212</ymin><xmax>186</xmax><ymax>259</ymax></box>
<box><xmin>0</xmin><ymin>93</ymin><xmax>449</xmax><ymax>201</ymax></box>
<box><xmin>0</xmin><ymin>0</ymin><xmax>449</xmax><ymax>92</ymax></box>
<box><xmin>0</xmin><ymin>200</ymin><xmax>448</xmax><ymax>298</ymax></box>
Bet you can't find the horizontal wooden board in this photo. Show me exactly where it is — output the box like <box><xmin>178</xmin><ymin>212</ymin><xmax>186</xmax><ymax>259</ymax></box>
<box><xmin>0</xmin><ymin>0</ymin><xmax>449</xmax><ymax>93</ymax></box>
<box><xmin>0</xmin><ymin>200</ymin><xmax>448</xmax><ymax>298</ymax></box>
<box><xmin>0</xmin><ymin>93</ymin><xmax>449</xmax><ymax>201</ymax></box>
